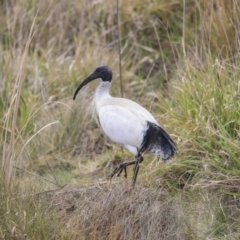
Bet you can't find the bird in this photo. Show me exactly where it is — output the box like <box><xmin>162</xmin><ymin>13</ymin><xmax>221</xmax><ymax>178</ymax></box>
<box><xmin>73</xmin><ymin>66</ymin><xmax>176</xmax><ymax>185</ymax></box>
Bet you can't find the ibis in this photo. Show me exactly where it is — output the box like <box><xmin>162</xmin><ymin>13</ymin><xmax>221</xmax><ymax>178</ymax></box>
<box><xmin>73</xmin><ymin>66</ymin><xmax>176</xmax><ymax>185</ymax></box>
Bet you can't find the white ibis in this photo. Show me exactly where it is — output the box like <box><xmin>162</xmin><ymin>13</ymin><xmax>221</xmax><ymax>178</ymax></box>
<box><xmin>73</xmin><ymin>66</ymin><xmax>176</xmax><ymax>185</ymax></box>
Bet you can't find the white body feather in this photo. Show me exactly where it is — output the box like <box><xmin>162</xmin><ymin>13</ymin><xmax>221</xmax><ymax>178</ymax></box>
<box><xmin>95</xmin><ymin>81</ymin><xmax>159</xmax><ymax>156</ymax></box>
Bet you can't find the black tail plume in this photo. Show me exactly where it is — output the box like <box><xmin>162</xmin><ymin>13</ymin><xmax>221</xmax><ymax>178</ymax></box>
<box><xmin>140</xmin><ymin>121</ymin><xmax>176</xmax><ymax>161</ymax></box>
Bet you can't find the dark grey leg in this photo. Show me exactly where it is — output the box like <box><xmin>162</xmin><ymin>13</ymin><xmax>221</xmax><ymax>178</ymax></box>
<box><xmin>109</xmin><ymin>152</ymin><xmax>144</xmax><ymax>186</ymax></box>
<box><xmin>132</xmin><ymin>153</ymin><xmax>143</xmax><ymax>186</ymax></box>
<box><xmin>109</xmin><ymin>160</ymin><xmax>136</xmax><ymax>179</ymax></box>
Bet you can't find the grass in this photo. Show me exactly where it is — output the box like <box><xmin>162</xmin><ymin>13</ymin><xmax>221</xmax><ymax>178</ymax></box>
<box><xmin>1</xmin><ymin>0</ymin><xmax>240</xmax><ymax>239</ymax></box>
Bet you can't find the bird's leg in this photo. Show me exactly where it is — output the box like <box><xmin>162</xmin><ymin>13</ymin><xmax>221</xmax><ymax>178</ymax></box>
<box><xmin>132</xmin><ymin>153</ymin><xmax>143</xmax><ymax>186</ymax></box>
<box><xmin>116</xmin><ymin>165</ymin><xmax>127</xmax><ymax>178</ymax></box>
<box><xmin>109</xmin><ymin>160</ymin><xmax>136</xmax><ymax>179</ymax></box>
<box><xmin>109</xmin><ymin>153</ymin><xmax>144</xmax><ymax>184</ymax></box>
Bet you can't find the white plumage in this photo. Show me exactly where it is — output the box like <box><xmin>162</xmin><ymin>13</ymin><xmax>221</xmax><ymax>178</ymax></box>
<box><xmin>73</xmin><ymin>66</ymin><xmax>176</xmax><ymax>185</ymax></box>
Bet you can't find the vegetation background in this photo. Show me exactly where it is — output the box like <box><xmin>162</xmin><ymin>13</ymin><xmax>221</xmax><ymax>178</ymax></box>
<box><xmin>0</xmin><ymin>0</ymin><xmax>240</xmax><ymax>239</ymax></box>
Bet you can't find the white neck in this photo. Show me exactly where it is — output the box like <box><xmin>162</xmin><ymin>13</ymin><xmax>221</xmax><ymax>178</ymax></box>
<box><xmin>95</xmin><ymin>81</ymin><xmax>112</xmax><ymax>113</ymax></box>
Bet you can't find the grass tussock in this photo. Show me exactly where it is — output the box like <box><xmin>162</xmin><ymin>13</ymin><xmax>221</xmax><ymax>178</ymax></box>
<box><xmin>153</xmin><ymin>58</ymin><xmax>240</xmax><ymax>191</ymax></box>
<box><xmin>45</xmin><ymin>184</ymin><xmax>186</xmax><ymax>240</ymax></box>
<box><xmin>1</xmin><ymin>0</ymin><xmax>240</xmax><ymax>239</ymax></box>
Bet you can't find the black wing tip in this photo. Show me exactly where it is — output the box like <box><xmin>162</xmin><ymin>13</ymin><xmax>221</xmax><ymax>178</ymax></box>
<box><xmin>140</xmin><ymin>121</ymin><xmax>176</xmax><ymax>159</ymax></box>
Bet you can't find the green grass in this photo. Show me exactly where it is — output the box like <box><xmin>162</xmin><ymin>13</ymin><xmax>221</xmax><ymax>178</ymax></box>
<box><xmin>1</xmin><ymin>0</ymin><xmax>240</xmax><ymax>239</ymax></box>
<box><xmin>153</xmin><ymin>59</ymin><xmax>240</xmax><ymax>191</ymax></box>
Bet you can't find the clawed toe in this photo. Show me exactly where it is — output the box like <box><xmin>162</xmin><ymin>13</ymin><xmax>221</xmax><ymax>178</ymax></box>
<box><xmin>108</xmin><ymin>156</ymin><xmax>143</xmax><ymax>185</ymax></box>
<box><xmin>109</xmin><ymin>162</ymin><xmax>128</xmax><ymax>179</ymax></box>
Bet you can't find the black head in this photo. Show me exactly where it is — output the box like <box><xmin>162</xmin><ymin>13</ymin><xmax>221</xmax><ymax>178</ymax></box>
<box><xmin>73</xmin><ymin>66</ymin><xmax>112</xmax><ymax>100</ymax></box>
<box><xmin>93</xmin><ymin>66</ymin><xmax>113</xmax><ymax>82</ymax></box>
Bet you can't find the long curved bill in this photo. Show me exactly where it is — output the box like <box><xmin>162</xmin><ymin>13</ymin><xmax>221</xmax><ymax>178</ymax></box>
<box><xmin>73</xmin><ymin>72</ymin><xmax>99</xmax><ymax>100</ymax></box>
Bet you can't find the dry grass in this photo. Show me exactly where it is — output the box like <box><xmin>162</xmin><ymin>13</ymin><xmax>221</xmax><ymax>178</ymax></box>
<box><xmin>44</xmin><ymin>184</ymin><xmax>186</xmax><ymax>240</ymax></box>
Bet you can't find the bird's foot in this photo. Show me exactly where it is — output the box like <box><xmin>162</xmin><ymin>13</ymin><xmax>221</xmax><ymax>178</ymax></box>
<box><xmin>109</xmin><ymin>162</ymin><xmax>128</xmax><ymax>179</ymax></box>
